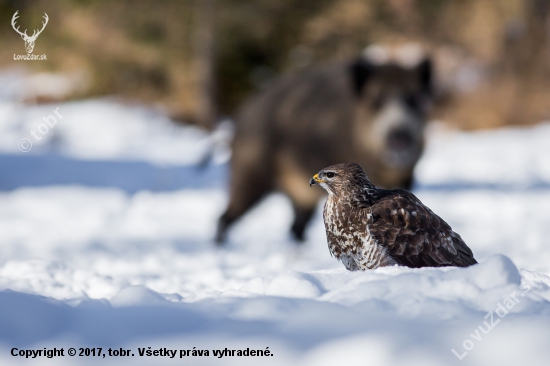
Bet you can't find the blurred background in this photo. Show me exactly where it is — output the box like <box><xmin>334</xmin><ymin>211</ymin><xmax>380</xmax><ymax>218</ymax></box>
<box><xmin>0</xmin><ymin>0</ymin><xmax>550</xmax><ymax>268</ymax></box>
<box><xmin>0</xmin><ymin>0</ymin><xmax>548</xmax><ymax>275</ymax></box>
<box><xmin>0</xmin><ymin>0</ymin><xmax>548</xmax><ymax>270</ymax></box>
<box><xmin>1</xmin><ymin>0</ymin><xmax>549</xmax><ymax>129</ymax></box>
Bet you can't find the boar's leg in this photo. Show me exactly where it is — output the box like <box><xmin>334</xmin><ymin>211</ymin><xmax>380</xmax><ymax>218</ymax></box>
<box><xmin>276</xmin><ymin>154</ymin><xmax>322</xmax><ymax>243</ymax></box>
<box><xmin>290</xmin><ymin>204</ymin><xmax>316</xmax><ymax>242</ymax></box>
<box><xmin>216</xmin><ymin>184</ymin><xmax>270</xmax><ymax>244</ymax></box>
<box><xmin>216</xmin><ymin>146</ymin><xmax>273</xmax><ymax>244</ymax></box>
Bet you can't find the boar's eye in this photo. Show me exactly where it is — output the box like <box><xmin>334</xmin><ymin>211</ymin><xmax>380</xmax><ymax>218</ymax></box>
<box><xmin>325</xmin><ymin>172</ymin><xmax>335</xmax><ymax>178</ymax></box>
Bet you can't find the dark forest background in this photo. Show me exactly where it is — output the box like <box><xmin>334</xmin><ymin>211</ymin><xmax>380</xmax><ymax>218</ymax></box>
<box><xmin>1</xmin><ymin>0</ymin><xmax>549</xmax><ymax>130</ymax></box>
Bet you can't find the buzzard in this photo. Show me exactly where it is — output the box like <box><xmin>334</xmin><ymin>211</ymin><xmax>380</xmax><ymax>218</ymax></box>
<box><xmin>309</xmin><ymin>163</ymin><xmax>477</xmax><ymax>270</ymax></box>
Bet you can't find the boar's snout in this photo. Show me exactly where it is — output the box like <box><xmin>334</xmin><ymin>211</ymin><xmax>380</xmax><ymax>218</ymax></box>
<box><xmin>387</xmin><ymin>128</ymin><xmax>414</xmax><ymax>151</ymax></box>
<box><xmin>381</xmin><ymin>127</ymin><xmax>422</xmax><ymax>169</ymax></box>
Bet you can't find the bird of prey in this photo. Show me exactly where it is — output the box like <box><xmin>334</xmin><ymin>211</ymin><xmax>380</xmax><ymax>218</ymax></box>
<box><xmin>309</xmin><ymin>163</ymin><xmax>477</xmax><ymax>270</ymax></box>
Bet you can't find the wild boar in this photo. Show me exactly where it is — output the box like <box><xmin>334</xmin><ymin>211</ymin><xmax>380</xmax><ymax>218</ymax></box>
<box><xmin>216</xmin><ymin>53</ymin><xmax>433</xmax><ymax>243</ymax></box>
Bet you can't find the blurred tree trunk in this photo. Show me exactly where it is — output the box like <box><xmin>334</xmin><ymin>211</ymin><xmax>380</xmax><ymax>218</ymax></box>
<box><xmin>194</xmin><ymin>0</ymin><xmax>216</xmax><ymax>129</ymax></box>
<box><xmin>502</xmin><ymin>0</ymin><xmax>550</xmax><ymax>123</ymax></box>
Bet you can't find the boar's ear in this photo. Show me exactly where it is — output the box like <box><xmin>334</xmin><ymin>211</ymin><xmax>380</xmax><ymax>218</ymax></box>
<box><xmin>416</xmin><ymin>57</ymin><xmax>433</xmax><ymax>95</ymax></box>
<box><xmin>349</xmin><ymin>58</ymin><xmax>375</xmax><ymax>96</ymax></box>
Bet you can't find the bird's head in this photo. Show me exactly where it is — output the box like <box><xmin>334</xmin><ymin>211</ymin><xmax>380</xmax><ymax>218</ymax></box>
<box><xmin>310</xmin><ymin>163</ymin><xmax>369</xmax><ymax>196</ymax></box>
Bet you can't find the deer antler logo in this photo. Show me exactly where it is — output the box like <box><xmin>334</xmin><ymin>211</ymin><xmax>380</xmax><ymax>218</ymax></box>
<box><xmin>11</xmin><ymin>11</ymin><xmax>49</xmax><ymax>54</ymax></box>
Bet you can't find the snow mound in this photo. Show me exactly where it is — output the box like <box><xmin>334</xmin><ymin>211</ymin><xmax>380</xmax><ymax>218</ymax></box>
<box><xmin>1</xmin><ymin>256</ymin><xmax>550</xmax><ymax>365</ymax></box>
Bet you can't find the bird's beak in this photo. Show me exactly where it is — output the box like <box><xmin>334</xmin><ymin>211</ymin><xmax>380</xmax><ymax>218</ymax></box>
<box><xmin>309</xmin><ymin>174</ymin><xmax>324</xmax><ymax>187</ymax></box>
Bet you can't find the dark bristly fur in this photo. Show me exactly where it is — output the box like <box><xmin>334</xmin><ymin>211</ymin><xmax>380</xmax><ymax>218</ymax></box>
<box><xmin>311</xmin><ymin>163</ymin><xmax>477</xmax><ymax>270</ymax></box>
<box><xmin>216</xmin><ymin>56</ymin><xmax>433</xmax><ymax>244</ymax></box>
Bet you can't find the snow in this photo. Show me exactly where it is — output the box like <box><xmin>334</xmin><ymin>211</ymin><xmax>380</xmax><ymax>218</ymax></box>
<box><xmin>415</xmin><ymin>123</ymin><xmax>550</xmax><ymax>188</ymax></box>
<box><xmin>0</xmin><ymin>96</ymin><xmax>231</xmax><ymax>166</ymax></box>
<box><xmin>0</xmin><ymin>82</ymin><xmax>549</xmax><ymax>365</ymax></box>
<box><xmin>0</xmin><ymin>69</ymin><xmax>88</xmax><ymax>102</ymax></box>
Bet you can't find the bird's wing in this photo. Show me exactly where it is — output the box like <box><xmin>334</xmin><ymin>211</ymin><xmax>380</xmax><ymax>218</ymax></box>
<box><xmin>360</xmin><ymin>190</ymin><xmax>477</xmax><ymax>267</ymax></box>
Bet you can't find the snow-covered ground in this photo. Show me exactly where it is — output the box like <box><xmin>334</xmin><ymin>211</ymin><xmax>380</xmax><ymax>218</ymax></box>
<box><xmin>0</xmin><ymin>81</ymin><xmax>550</xmax><ymax>365</ymax></box>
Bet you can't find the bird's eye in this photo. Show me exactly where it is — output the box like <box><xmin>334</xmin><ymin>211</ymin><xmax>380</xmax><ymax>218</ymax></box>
<box><xmin>326</xmin><ymin>172</ymin><xmax>335</xmax><ymax>178</ymax></box>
